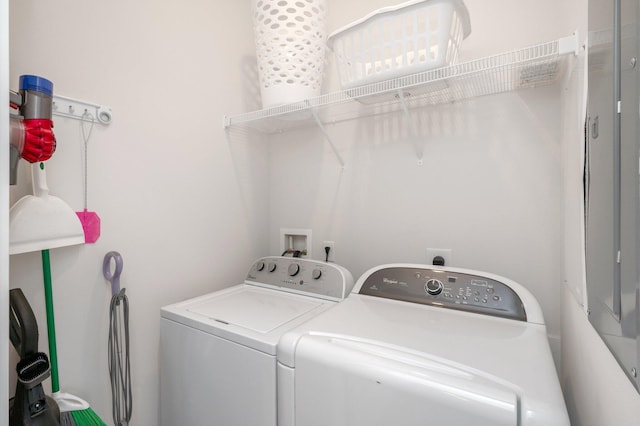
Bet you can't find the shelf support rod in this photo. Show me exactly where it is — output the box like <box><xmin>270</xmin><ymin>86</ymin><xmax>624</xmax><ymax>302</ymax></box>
<box><xmin>309</xmin><ymin>107</ymin><xmax>345</xmax><ymax>168</ymax></box>
<box><xmin>396</xmin><ymin>89</ymin><xmax>423</xmax><ymax>165</ymax></box>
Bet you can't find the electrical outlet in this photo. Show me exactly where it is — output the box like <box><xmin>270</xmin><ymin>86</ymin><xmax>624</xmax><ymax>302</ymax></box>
<box><xmin>426</xmin><ymin>248</ymin><xmax>452</xmax><ymax>267</ymax></box>
<box><xmin>323</xmin><ymin>241</ymin><xmax>335</xmax><ymax>262</ymax></box>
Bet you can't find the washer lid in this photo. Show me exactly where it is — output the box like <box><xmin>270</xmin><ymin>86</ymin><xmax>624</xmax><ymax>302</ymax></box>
<box><xmin>186</xmin><ymin>287</ymin><xmax>322</xmax><ymax>334</ymax></box>
<box><xmin>161</xmin><ymin>283</ymin><xmax>342</xmax><ymax>355</ymax></box>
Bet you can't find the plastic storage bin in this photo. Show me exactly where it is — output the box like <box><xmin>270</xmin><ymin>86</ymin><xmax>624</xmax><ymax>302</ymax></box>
<box><xmin>327</xmin><ymin>0</ymin><xmax>471</xmax><ymax>90</ymax></box>
<box><xmin>252</xmin><ymin>0</ymin><xmax>327</xmax><ymax>108</ymax></box>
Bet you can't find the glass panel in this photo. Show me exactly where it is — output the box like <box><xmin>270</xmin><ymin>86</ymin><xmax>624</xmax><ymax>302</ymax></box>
<box><xmin>586</xmin><ymin>0</ymin><xmax>640</xmax><ymax>392</ymax></box>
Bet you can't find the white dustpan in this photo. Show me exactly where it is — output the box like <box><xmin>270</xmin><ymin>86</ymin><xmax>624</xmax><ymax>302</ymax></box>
<box><xmin>9</xmin><ymin>162</ymin><xmax>85</xmax><ymax>255</ymax></box>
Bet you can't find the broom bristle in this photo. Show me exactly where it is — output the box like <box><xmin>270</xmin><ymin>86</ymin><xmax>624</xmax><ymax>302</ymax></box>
<box><xmin>70</xmin><ymin>407</ymin><xmax>107</xmax><ymax>426</ymax></box>
<box><xmin>59</xmin><ymin>411</ymin><xmax>77</xmax><ymax>426</ymax></box>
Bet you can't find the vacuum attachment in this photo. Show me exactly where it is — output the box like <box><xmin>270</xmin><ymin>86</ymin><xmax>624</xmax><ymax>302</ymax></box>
<box><xmin>16</xmin><ymin>353</ymin><xmax>51</xmax><ymax>388</ymax></box>
<box><xmin>9</xmin><ymin>288</ymin><xmax>60</xmax><ymax>425</ymax></box>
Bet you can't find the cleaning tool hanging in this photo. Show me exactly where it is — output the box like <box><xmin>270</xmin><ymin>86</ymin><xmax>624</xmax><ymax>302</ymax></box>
<box><xmin>9</xmin><ymin>75</ymin><xmax>102</xmax><ymax>424</ymax></box>
<box><xmin>9</xmin><ymin>162</ymin><xmax>85</xmax><ymax>254</ymax></box>
<box><xmin>103</xmin><ymin>251</ymin><xmax>132</xmax><ymax>426</ymax></box>
<box><xmin>9</xmin><ymin>74</ymin><xmax>84</xmax><ymax>254</ymax></box>
<box><xmin>41</xmin><ymin>249</ymin><xmax>107</xmax><ymax>426</ymax></box>
<box><xmin>75</xmin><ymin>111</ymin><xmax>100</xmax><ymax>243</ymax></box>
<box><xmin>9</xmin><ymin>74</ymin><xmax>57</xmax><ymax>185</ymax></box>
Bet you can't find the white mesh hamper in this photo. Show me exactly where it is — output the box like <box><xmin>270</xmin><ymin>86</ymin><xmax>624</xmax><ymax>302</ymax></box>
<box><xmin>327</xmin><ymin>0</ymin><xmax>471</xmax><ymax>90</ymax></box>
<box><xmin>252</xmin><ymin>0</ymin><xmax>327</xmax><ymax>108</ymax></box>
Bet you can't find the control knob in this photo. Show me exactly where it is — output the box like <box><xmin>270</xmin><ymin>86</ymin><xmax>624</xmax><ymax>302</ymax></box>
<box><xmin>288</xmin><ymin>263</ymin><xmax>300</xmax><ymax>277</ymax></box>
<box><xmin>256</xmin><ymin>261</ymin><xmax>265</xmax><ymax>271</ymax></box>
<box><xmin>425</xmin><ymin>279</ymin><xmax>443</xmax><ymax>296</ymax></box>
<box><xmin>312</xmin><ymin>269</ymin><xmax>322</xmax><ymax>280</ymax></box>
<box><xmin>268</xmin><ymin>262</ymin><xmax>277</xmax><ymax>272</ymax></box>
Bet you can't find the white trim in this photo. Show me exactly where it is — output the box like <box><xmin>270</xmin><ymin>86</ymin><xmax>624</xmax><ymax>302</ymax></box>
<box><xmin>1</xmin><ymin>0</ymin><xmax>10</xmax><ymax>422</ymax></box>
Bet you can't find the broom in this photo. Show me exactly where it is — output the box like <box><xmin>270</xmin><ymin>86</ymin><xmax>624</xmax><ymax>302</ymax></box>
<box><xmin>41</xmin><ymin>249</ymin><xmax>106</xmax><ymax>425</ymax></box>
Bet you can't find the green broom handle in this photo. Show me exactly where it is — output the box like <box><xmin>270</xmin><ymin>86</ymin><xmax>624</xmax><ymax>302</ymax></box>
<box><xmin>42</xmin><ymin>249</ymin><xmax>60</xmax><ymax>393</ymax></box>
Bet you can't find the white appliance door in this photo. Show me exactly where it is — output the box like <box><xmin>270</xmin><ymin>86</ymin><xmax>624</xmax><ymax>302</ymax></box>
<box><xmin>293</xmin><ymin>335</ymin><xmax>519</xmax><ymax>426</ymax></box>
<box><xmin>160</xmin><ymin>319</ymin><xmax>276</xmax><ymax>426</ymax></box>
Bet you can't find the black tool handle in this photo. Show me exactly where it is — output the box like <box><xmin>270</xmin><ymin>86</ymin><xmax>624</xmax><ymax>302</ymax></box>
<box><xmin>9</xmin><ymin>288</ymin><xmax>40</xmax><ymax>358</ymax></box>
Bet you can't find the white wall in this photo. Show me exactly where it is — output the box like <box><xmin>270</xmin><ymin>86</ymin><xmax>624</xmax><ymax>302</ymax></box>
<box><xmin>268</xmin><ymin>87</ymin><xmax>566</xmax><ymax>337</ymax></box>
<box><xmin>8</xmin><ymin>1</ymin><xmax>268</xmax><ymax>424</ymax></box>
<box><xmin>1</xmin><ymin>0</ymin><xmax>9</xmax><ymax>423</ymax></box>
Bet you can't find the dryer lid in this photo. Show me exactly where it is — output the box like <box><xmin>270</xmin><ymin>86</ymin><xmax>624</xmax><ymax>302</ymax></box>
<box><xmin>186</xmin><ymin>287</ymin><xmax>323</xmax><ymax>333</ymax></box>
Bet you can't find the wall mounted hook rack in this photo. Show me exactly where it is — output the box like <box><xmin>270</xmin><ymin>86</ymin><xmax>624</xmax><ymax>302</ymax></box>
<box><xmin>52</xmin><ymin>94</ymin><xmax>112</xmax><ymax>125</ymax></box>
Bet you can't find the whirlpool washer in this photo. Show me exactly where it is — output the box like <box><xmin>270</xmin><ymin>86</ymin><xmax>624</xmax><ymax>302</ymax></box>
<box><xmin>277</xmin><ymin>264</ymin><xmax>569</xmax><ymax>426</ymax></box>
<box><xmin>160</xmin><ymin>256</ymin><xmax>354</xmax><ymax>426</ymax></box>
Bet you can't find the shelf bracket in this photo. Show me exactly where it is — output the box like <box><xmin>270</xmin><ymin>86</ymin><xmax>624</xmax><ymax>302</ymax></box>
<box><xmin>396</xmin><ymin>89</ymin><xmax>423</xmax><ymax>165</ymax></box>
<box><xmin>558</xmin><ymin>31</ymin><xmax>580</xmax><ymax>56</ymax></box>
<box><xmin>309</xmin><ymin>107</ymin><xmax>345</xmax><ymax>168</ymax></box>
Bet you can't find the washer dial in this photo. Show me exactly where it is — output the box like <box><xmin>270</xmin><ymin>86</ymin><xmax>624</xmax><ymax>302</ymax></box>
<box><xmin>288</xmin><ymin>263</ymin><xmax>300</xmax><ymax>277</ymax></box>
<box><xmin>425</xmin><ymin>279</ymin><xmax>444</xmax><ymax>296</ymax></box>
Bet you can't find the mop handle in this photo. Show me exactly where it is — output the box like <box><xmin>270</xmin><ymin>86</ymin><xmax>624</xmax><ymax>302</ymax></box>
<box><xmin>103</xmin><ymin>251</ymin><xmax>123</xmax><ymax>296</ymax></box>
<box><xmin>42</xmin><ymin>249</ymin><xmax>60</xmax><ymax>393</ymax></box>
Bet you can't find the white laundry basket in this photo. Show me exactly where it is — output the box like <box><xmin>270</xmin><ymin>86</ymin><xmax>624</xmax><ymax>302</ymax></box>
<box><xmin>327</xmin><ymin>0</ymin><xmax>471</xmax><ymax>90</ymax></box>
<box><xmin>252</xmin><ymin>0</ymin><xmax>327</xmax><ymax>108</ymax></box>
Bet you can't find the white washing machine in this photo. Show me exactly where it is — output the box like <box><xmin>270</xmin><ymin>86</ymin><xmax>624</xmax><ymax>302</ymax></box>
<box><xmin>160</xmin><ymin>256</ymin><xmax>354</xmax><ymax>426</ymax></box>
<box><xmin>277</xmin><ymin>264</ymin><xmax>570</xmax><ymax>426</ymax></box>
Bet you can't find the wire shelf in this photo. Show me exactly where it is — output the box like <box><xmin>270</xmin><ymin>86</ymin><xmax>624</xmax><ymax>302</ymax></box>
<box><xmin>224</xmin><ymin>34</ymin><xmax>578</xmax><ymax>134</ymax></box>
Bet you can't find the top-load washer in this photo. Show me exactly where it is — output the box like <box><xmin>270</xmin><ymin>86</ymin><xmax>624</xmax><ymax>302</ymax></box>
<box><xmin>277</xmin><ymin>263</ymin><xmax>570</xmax><ymax>426</ymax></box>
<box><xmin>160</xmin><ymin>256</ymin><xmax>354</xmax><ymax>426</ymax></box>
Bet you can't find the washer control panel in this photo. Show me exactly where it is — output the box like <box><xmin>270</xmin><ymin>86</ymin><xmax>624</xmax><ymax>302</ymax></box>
<box><xmin>245</xmin><ymin>256</ymin><xmax>354</xmax><ymax>301</ymax></box>
<box><xmin>359</xmin><ymin>267</ymin><xmax>526</xmax><ymax>321</ymax></box>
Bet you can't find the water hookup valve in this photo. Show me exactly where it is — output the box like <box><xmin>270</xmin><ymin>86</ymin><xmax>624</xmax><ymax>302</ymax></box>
<box><xmin>9</xmin><ymin>75</ymin><xmax>57</xmax><ymax>185</ymax></box>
